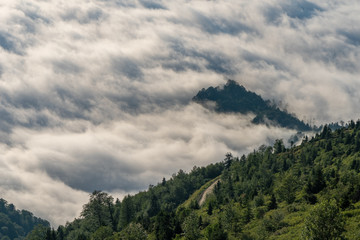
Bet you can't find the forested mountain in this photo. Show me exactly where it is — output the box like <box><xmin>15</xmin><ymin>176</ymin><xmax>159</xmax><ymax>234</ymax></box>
<box><xmin>27</xmin><ymin>120</ymin><xmax>360</xmax><ymax>239</ymax></box>
<box><xmin>0</xmin><ymin>198</ymin><xmax>49</xmax><ymax>240</ymax></box>
<box><xmin>193</xmin><ymin>80</ymin><xmax>312</xmax><ymax>131</ymax></box>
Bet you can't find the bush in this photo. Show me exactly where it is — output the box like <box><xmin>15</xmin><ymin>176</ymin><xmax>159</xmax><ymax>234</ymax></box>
<box><xmin>302</xmin><ymin>199</ymin><xmax>345</xmax><ymax>240</ymax></box>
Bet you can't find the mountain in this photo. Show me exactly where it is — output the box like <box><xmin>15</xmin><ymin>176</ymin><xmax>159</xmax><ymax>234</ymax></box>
<box><xmin>30</xmin><ymin>120</ymin><xmax>360</xmax><ymax>239</ymax></box>
<box><xmin>193</xmin><ymin>80</ymin><xmax>312</xmax><ymax>131</ymax></box>
<box><xmin>0</xmin><ymin>198</ymin><xmax>50</xmax><ymax>240</ymax></box>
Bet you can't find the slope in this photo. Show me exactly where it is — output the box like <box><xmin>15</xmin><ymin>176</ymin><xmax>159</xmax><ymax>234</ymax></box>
<box><xmin>28</xmin><ymin>121</ymin><xmax>360</xmax><ymax>240</ymax></box>
<box><xmin>178</xmin><ymin>122</ymin><xmax>360</xmax><ymax>239</ymax></box>
<box><xmin>193</xmin><ymin>80</ymin><xmax>312</xmax><ymax>131</ymax></box>
<box><xmin>0</xmin><ymin>198</ymin><xmax>50</xmax><ymax>240</ymax></box>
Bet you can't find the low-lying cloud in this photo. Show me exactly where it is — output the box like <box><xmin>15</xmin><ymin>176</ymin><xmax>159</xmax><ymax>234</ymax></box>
<box><xmin>1</xmin><ymin>105</ymin><xmax>296</xmax><ymax>225</ymax></box>
<box><xmin>0</xmin><ymin>0</ymin><xmax>359</xmax><ymax>226</ymax></box>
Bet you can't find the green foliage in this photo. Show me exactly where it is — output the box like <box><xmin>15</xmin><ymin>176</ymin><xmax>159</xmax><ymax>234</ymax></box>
<box><xmin>25</xmin><ymin>224</ymin><xmax>48</xmax><ymax>240</ymax></box>
<box><xmin>268</xmin><ymin>194</ymin><xmax>277</xmax><ymax>210</ymax></box>
<box><xmin>81</xmin><ymin>191</ymin><xmax>115</xmax><ymax>232</ymax></box>
<box><xmin>205</xmin><ymin>222</ymin><xmax>227</xmax><ymax>240</ymax></box>
<box><xmin>50</xmin><ymin>121</ymin><xmax>360</xmax><ymax>239</ymax></box>
<box><xmin>274</xmin><ymin>139</ymin><xmax>286</xmax><ymax>154</ymax></box>
<box><xmin>57</xmin><ymin>161</ymin><xmax>223</xmax><ymax>240</ymax></box>
<box><xmin>262</xmin><ymin>210</ymin><xmax>287</xmax><ymax>233</ymax></box>
<box><xmin>118</xmin><ymin>195</ymin><xmax>134</xmax><ymax>230</ymax></box>
<box><xmin>182</xmin><ymin>212</ymin><xmax>201</xmax><ymax>240</ymax></box>
<box><xmin>114</xmin><ymin>223</ymin><xmax>147</xmax><ymax>240</ymax></box>
<box><xmin>154</xmin><ymin>211</ymin><xmax>177</xmax><ymax>240</ymax></box>
<box><xmin>302</xmin><ymin>200</ymin><xmax>345</xmax><ymax>240</ymax></box>
<box><xmin>0</xmin><ymin>198</ymin><xmax>49</xmax><ymax>240</ymax></box>
<box><xmin>276</xmin><ymin>173</ymin><xmax>298</xmax><ymax>204</ymax></box>
<box><xmin>193</xmin><ymin>80</ymin><xmax>311</xmax><ymax>131</ymax></box>
<box><xmin>91</xmin><ymin>226</ymin><xmax>113</xmax><ymax>240</ymax></box>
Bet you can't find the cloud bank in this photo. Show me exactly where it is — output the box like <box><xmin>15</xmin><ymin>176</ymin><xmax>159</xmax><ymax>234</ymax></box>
<box><xmin>0</xmin><ymin>0</ymin><xmax>359</xmax><ymax>226</ymax></box>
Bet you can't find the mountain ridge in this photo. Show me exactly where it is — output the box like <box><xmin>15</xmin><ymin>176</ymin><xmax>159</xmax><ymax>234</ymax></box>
<box><xmin>0</xmin><ymin>198</ymin><xmax>50</xmax><ymax>239</ymax></box>
<box><xmin>193</xmin><ymin>80</ymin><xmax>312</xmax><ymax>131</ymax></box>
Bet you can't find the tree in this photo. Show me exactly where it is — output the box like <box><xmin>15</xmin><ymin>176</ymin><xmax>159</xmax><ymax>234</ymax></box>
<box><xmin>274</xmin><ymin>139</ymin><xmax>285</xmax><ymax>154</ymax></box>
<box><xmin>224</xmin><ymin>152</ymin><xmax>233</xmax><ymax>169</ymax></box>
<box><xmin>207</xmin><ymin>201</ymin><xmax>213</xmax><ymax>215</ymax></box>
<box><xmin>182</xmin><ymin>212</ymin><xmax>201</xmax><ymax>240</ymax></box>
<box><xmin>302</xmin><ymin>200</ymin><xmax>345</xmax><ymax>240</ymax></box>
<box><xmin>81</xmin><ymin>191</ymin><xmax>115</xmax><ymax>232</ymax></box>
<box><xmin>267</xmin><ymin>194</ymin><xmax>277</xmax><ymax>210</ymax></box>
<box><xmin>46</xmin><ymin>228</ymin><xmax>56</xmax><ymax>240</ymax></box>
<box><xmin>206</xmin><ymin>222</ymin><xmax>228</xmax><ymax>240</ymax></box>
<box><xmin>276</xmin><ymin>173</ymin><xmax>297</xmax><ymax>204</ymax></box>
<box><xmin>146</xmin><ymin>191</ymin><xmax>160</xmax><ymax>217</ymax></box>
<box><xmin>57</xmin><ymin>226</ymin><xmax>65</xmax><ymax>240</ymax></box>
<box><xmin>308</xmin><ymin>167</ymin><xmax>326</xmax><ymax>194</ymax></box>
<box><xmin>91</xmin><ymin>226</ymin><xmax>113</xmax><ymax>240</ymax></box>
<box><xmin>118</xmin><ymin>195</ymin><xmax>134</xmax><ymax>230</ymax></box>
<box><xmin>154</xmin><ymin>211</ymin><xmax>175</xmax><ymax>240</ymax></box>
<box><xmin>321</xmin><ymin>125</ymin><xmax>331</xmax><ymax>139</ymax></box>
<box><xmin>115</xmin><ymin>223</ymin><xmax>147</xmax><ymax>240</ymax></box>
<box><xmin>25</xmin><ymin>224</ymin><xmax>48</xmax><ymax>240</ymax></box>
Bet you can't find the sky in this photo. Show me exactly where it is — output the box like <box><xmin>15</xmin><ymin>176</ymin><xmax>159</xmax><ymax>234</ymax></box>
<box><xmin>0</xmin><ymin>0</ymin><xmax>359</xmax><ymax>226</ymax></box>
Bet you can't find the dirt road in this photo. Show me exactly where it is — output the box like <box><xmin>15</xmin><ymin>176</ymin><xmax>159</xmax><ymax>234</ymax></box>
<box><xmin>198</xmin><ymin>179</ymin><xmax>220</xmax><ymax>206</ymax></box>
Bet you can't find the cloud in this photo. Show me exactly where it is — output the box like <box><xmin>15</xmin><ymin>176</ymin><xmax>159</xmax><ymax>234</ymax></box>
<box><xmin>61</xmin><ymin>6</ymin><xmax>106</xmax><ymax>24</ymax></box>
<box><xmin>0</xmin><ymin>32</ymin><xmax>21</xmax><ymax>54</ymax></box>
<box><xmin>264</xmin><ymin>0</ymin><xmax>323</xmax><ymax>24</ymax></box>
<box><xmin>139</xmin><ymin>0</ymin><xmax>167</xmax><ymax>10</ymax></box>
<box><xmin>2</xmin><ymin>104</ymin><xmax>296</xmax><ymax>226</ymax></box>
<box><xmin>0</xmin><ymin>143</ymin><xmax>89</xmax><ymax>226</ymax></box>
<box><xmin>0</xmin><ymin>0</ymin><xmax>359</xmax><ymax>227</ymax></box>
<box><xmin>112</xmin><ymin>57</ymin><xmax>144</xmax><ymax>80</ymax></box>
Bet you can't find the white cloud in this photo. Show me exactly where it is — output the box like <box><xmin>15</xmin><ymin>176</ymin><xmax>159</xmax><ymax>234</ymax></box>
<box><xmin>0</xmin><ymin>0</ymin><xmax>359</xmax><ymax>226</ymax></box>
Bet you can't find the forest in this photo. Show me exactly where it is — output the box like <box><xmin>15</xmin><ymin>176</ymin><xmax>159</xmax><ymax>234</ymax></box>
<box><xmin>10</xmin><ymin>120</ymin><xmax>360</xmax><ymax>239</ymax></box>
<box><xmin>0</xmin><ymin>199</ymin><xmax>49</xmax><ymax>240</ymax></box>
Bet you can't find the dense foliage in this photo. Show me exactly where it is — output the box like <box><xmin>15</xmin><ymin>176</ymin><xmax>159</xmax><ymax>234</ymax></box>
<box><xmin>192</xmin><ymin>80</ymin><xmax>311</xmax><ymax>131</ymax></box>
<box><xmin>26</xmin><ymin>120</ymin><xmax>360</xmax><ymax>239</ymax></box>
<box><xmin>0</xmin><ymin>198</ymin><xmax>49</xmax><ymax>240</ymax></box>
<box><xmin>35</xmin><ymin>162</ymin><xmax>223</xmax><ymax>240</ymax></box>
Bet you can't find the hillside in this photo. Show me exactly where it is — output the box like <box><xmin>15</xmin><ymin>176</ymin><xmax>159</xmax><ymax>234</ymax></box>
<box><xmin>0</xmin><ymin>198</ymin><xmax>50</xmax><ymax>240</ymax></box>
<box><xmin>26</xmin><ymin>120</ymin><xmax>360</xmax><ymax>239</ymax></box>
<box><xmin>193</xmin><ymin>80</ymin><xmax>312</xmax><ymax>131</ymax></box>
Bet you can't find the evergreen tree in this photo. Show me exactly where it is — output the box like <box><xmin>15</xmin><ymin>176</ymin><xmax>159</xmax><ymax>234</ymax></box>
<box><xmin>154</xmin><ymin>211</ymin><xmax>175</xmax><ymax>240</ymax></box>
<box><xmin>268</xmin><ymin>194</ymin><xmax>277</xmax><ymax>210</ymax></box>
<box><xmin>206</xmin><ymin>222</ymin><xmax>228</xmax><ymax>240</ymax></box>
<box><xmin>276</xmin><ymin>173</ymin><xmax>297</xmax><ymax>204</ymax></box>
<box><xmin>274</xmin><ymin>139</ymin><xmax>285</xmax><ymax>154</ymax></box>
<box><xmin>91</xmin><ymin>226</ymin><xmax>113</xmax><ymax>240</ymax></box>
<box><xmin>26</xmin><ymin>225</ymin><xmax>48</xmax><ymax>240</ymax></box>
<box><xmin>308</xmin><ymin>167</ymin><xmax>326</xmax><ymax>194</ymax></box>
<box><xmin>182</xmin><ymin>212</ymin><xmax>201</xmax><ymax>240</ymax></box>
<box><xmin>207</xmin><ymin>202</ymin><xmax>213</xmax><ymax>215</ymax></box>
<box><xmin>224</xmin><ymin>152</ymin><xmax>233</xmax><ymax>169</ymax></box>
<box><xmin>118</xmin><ymin>195</ymin><xmax>134</xmax><ymax>230</ymax></box>
<box><xmin>115</xmin><ymin>223</ymin><xmax>147</xmax><ymax>240</ymax></box>
<box><xmin>81</xmin><ymin>191</ymin><xmax>115</xmax><ymax>232</ymax></box>
<box><xmin>147</xmin><ymin>191</ymin><xmax>160</xmax><ymax>217</ymax></box>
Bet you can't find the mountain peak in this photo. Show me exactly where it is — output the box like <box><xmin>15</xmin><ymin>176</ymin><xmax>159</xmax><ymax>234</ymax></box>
<box><xmin>193</xmin><ymin>80</ymin><xmax>311</xmax><ymax>131</ymax></box>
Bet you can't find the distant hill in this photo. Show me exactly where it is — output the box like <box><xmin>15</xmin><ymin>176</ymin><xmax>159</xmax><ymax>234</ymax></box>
<box><xmin>193</xmin><ymin>80</ymin><xmax>312</xmax><ymax>131</ymax></box>
<box><xmin>0</xmin><ymin>198</ymin><xmax>49</xmax><ymax>239</ymax></box>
